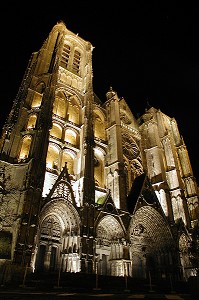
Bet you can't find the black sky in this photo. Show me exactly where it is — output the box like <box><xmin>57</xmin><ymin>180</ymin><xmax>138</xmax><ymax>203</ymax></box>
<box><xmin>0</xmin><ymin>2</ymin><xmax>199</xmax><ymax>182</ymax></box>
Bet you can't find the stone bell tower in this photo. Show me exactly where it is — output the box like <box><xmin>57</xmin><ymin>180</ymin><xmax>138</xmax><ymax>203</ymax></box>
<box><xmin>0</xmin><ymin>21</ymin><xmax>96</xmax><ymax>274</ymax></box>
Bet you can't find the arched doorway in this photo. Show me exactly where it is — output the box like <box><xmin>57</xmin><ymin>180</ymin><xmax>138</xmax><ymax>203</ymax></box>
<box><xmin>129</xmin><ymin>206</ymin><xmax>175</xmax><ymax>280</ymax></box>
<box><xmin>96</xmin><ymin>215</ymin><xmax>129</xmax><ymax>276</ymax></box>
<box><xmin>34</xmin><ymin>199</ymin><xmax>81</xmax><ymax>273</ymax></box>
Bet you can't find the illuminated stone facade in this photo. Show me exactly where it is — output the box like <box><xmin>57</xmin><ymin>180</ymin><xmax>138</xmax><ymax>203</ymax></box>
<box><xmin>0</xmin><ymin>21</ymin><xmax>198</xmax><ymax>283</ymax></box>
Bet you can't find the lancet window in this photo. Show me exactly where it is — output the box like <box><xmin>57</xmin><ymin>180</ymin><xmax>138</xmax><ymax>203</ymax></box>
<box><xmin>18</xmin><ymin>135</ymin><xmax>32</xmax><ymax>161</ymax></box>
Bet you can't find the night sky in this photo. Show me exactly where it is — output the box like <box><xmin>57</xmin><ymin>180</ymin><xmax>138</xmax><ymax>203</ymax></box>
<box><xmin>0</xmin><ymin>2</ymin><xmax>199</xmax><ymax>182</ymax></box>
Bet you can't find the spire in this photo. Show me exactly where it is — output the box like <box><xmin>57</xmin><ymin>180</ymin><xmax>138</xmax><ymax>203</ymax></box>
<box><xmin>106</xmin><ymin>86</ymin><xmax>117</xmax><ymax>100</ymax></box>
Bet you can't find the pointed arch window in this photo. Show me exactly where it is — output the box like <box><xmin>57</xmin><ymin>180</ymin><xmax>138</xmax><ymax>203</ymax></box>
<box><xmin>31</xmin><ymin>92</ymin><xmax>42</xmax><ymax>108</ymax></box>
<box><xmin>27</xmin><ymin>114</ymin><xmax>37</xmax><ymax>129</ymax></box>
<box><xmin>53</xmin><ymin>96</ymin><xmax>67</xmax><ymax>119</ymax></box>
<box><xmin>94</xmin><ymin>110</ymin><xmax>106</xmax><ymax>140</ymax></box>
<box><xmin>67</xmin><ymin>96</ymin><xmax>80</xmax><ymax>125</ymax></box>
<box><xmin>19</xmin><ymin>135</ymin><xmax>32</xmax><ymax>161</ymax></box>
<box><xmin>46</xmin><ymin>144</ymin><xmax>60</xmax><ymax>170</ymax></box>
<box><xmin>61</xmin><ymin>43</ymin><xmax>81</xmax><ymax>76</ymax></box>
<box><xmin>94</xmin><ymin>149</ymin><xmax>105</xmax><ymax>188</ymax></box>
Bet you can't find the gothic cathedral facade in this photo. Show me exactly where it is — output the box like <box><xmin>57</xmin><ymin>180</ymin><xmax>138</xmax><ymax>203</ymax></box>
<box><xmin>0</xmin><ymin>21</ymin><xmax>198</xmax><ymax>283</ymax></box>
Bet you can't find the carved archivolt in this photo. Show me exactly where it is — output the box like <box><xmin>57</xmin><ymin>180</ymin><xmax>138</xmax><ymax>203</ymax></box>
<box><xmin>39</xmin><ymin>199</ymin><xmax>80</xmax><ymax>235</ymax></box>
<box><xmin>96</xmin><ymin>216</ymin><xmax>124</xmax><ymax>242</ymax></box>
<box><xmin>129</xmin><ymin>206</ymin><xmax>173</xmax><ymax>251</ymax></box>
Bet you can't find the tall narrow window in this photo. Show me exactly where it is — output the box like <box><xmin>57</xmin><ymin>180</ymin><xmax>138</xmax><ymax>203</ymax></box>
<box><xmin>19</xmin><ymin>135</ymin><xmax>32</xmax><ymax>160</ymax></box>
<box><xmin>61</xmin><ymin>151</ymin><xmax>74</xmax><ymax>175</ymax></box>
<box><xmin>53</xmin><ymin>96</ymin><xmax>67</xmax><ymax>119</ymax></box>
<box><xmin>31</xmin><ymin>92</ymin><xmax>42</xmax><ymax>108</ymax></box>
<box><xmin>73</xmin><ymin>50</ymin><xmax>81</xmax><ymax>74</ymax></box>
<box><xmin>46</xmin><ymin>144</ymin><xmax>60</xmax><ymax>170</ymax></box>
<box><xmin>27</xmin><ymin>114</ymin><xmax>37</xmax><ymax>129</ymax></box>
<box><xmin>61</xmin><ymin>44</ymin><xmax>71</xmax><ymax>67</ymax></box>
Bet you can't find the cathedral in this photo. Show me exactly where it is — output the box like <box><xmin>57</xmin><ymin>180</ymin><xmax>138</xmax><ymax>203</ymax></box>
<box><xmin>0</xmin><ymin>21</ymin><xmax>198</xmax><ymax>285</ymax></box>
